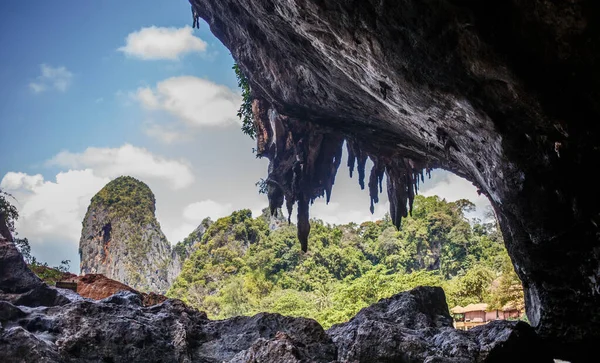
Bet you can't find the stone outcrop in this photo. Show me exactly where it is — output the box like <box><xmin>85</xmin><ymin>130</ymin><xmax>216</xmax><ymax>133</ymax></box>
<box><xmin>0</xmin><ymin>239</ymin><xmax>69</xmax><ymax>308</ymax></box>
<box><xmin>79</xmin><ymin>176</ymin><xmax>176</xmax><ymax>293</ymax></box>
<box><xmin>170</xmin><ymin>218</ymin><xmax>211</xmax><ymax>281</ymax></box>
<box><xmin>65</xmin><ymin>274</ymin><xmax>167</xmax><ymax>306</ymax></box>
<box><xmin>0</xmin><ymin>243</ymin><xmax>551</xmax><ymax>363</ymax></box>
<box><xmin>328</xmin><ymin>287</ymin><xmax>549</xmax><ymax>363</ymax></box>
<box><xmin>191</xmin><ymin>0</ymin><xmax>600</xmax><ymax>359</ymax></box>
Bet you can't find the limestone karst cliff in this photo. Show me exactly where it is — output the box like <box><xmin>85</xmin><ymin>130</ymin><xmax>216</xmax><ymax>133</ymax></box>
<box><xmin>191</xmin><ymin>0</ymin><xmax>600</xmax><ymax>360</ymax></box>
<box><xmin>79</xmin><ymin>176</ymin><xmax>178</xmax><ymax>293</ymax></box>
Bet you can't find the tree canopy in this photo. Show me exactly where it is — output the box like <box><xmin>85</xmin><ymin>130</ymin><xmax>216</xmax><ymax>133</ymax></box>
<box><xmin>168</xmin><ymin>195</ymin><xmax>524</xmax><ymax>328</ymax></box>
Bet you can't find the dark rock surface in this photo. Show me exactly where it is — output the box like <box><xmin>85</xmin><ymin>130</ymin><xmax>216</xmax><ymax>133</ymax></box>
<box><xmin>0</xmin><ymin>239</ymin><xmax>69</xmax><ymax>308</ymax></box>
<box><xmin>0</xmin><ymin>243</ymin><xmax>551</xmax><ymax>363</ymax></box>
<box><xmin>191</xmin><ymin>0</ymin><xmax>600</xmax><ymax>359</ymax></box>
<box><xmin>328</xmin><ymin>286</ymin><xmax>550</xmax><ymax>363</ymax></box>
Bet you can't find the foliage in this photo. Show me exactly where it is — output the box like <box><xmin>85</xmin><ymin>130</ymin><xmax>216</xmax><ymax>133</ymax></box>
<box><xmin>173</xmin><ymin>218</ymin><xmax>213</xmax><ymax>260</ymax></box>
<box><xmin>14</xmin><ymin>237</ymin><xmax>32</xmax><ymax>263</ymax></box>
<box><xmin>167</xmin><ymin>195</ymin><xmax>523</xmax><ymax>328</ymax></box>
<box><xmin>233</xmin><ymin>63</ymin><xmax>255</xmax><ymax>139</ymax></box>
<box><xmin>0</xmin><ymin>188</ymin><xmax>19</xmax><ymax>237</ymax></box>
<box><xmin>1</xmin><ymin>190</ymin><xmax>74</xmax><ymax>285</ymax></box>
<box><xmin>89</xmin><ymin>176</ymin><xmax>156</xmax><ymax>227</ymax></box>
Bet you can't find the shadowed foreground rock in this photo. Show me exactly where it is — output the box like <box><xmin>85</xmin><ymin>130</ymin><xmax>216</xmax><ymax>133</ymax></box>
<box><xmin>0</xmin><ymin>239</ymin><xmax>69</xmax><ymax>308</ymax></box>
<box><xmin>0</xmin><ymin>239</ymin><xmax>551</xmax><ymax>363</ymax></box>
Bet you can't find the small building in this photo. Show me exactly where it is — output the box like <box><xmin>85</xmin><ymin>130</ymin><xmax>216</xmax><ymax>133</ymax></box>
<box><xmin>501</xmin><ymin>302</ymin><xmax>522</xmax><ymax>319</ymax></box>
<box><xmin>463</xmin><ymin>303</ymin><xmax>488</xmax><ymax>323</ymax></box>
<box><xmin>451</xmin><ymin>302</ymin><xmax>522</xmax><ymax>330</ymax></box>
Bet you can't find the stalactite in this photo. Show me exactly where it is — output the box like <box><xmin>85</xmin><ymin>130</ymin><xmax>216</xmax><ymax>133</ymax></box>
<box><xmin>347</xmin><ymin>142</ymin><xmax>356</xmax><ymax>178</ymax></box>
<box><xmin>357</xmin><ymin>152</ymin><xmax>368</xmax><ymax>190</ymax></box>
<box><xmin>255</xmin><ymin>102</ymin><xmax>427</xmax><ymax>251</ymax></box>
<box><xmin>297</xmin><ymin>195</ymin><xmax>310</xmax><ymax>252</ymax></box>
<box><xmin>367</xmin><ymin>158</ymin><xmax>386</xmax><ymax>214</ymax></box>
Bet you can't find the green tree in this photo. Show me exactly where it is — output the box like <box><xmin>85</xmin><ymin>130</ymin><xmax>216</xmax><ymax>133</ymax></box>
<box><xmin>0</xmin><ymin>188</ymin><xmax>18</xmax><ymax>240</ymax></box>
<box><xmin>233</xmin><ymin>63</ymin><xmax>255</xmax><ymax>139</ymax></box>
<box><xmin>166</xmin><ymin>197</ymin><xmax>518</xmax><ymax>328</ymax></box>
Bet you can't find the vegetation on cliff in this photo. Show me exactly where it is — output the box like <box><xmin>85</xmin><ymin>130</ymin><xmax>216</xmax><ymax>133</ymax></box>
<box><xmin>89</xmin><ymin>176</ymin><xmax>156</xmax><ymax>227</ymax></box>
<box><xmin>80</xmin><ymin>176</ymin><xmax>174</xmax><ymax>293</ymax></box>
<box><xmin>232</xmin><ymin>63</ymin><xmax>255</xmax><ymax>140</ymax></box>
<box><xmin>168</xmin><ymin>195</ymin><xmax>523</xmax><ymax>328</ymax></box>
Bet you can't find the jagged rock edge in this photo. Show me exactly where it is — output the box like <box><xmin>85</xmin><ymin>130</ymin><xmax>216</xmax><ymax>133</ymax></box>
<box><xmin>253</xmin><ymin>98</ymin><xmax>430</xmax><ymax>251</ymax></box>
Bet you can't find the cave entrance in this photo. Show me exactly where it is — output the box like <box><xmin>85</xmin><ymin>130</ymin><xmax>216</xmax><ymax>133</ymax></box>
<box><xmin>295</xmin><ymin>147</ymin><xmax>525</xmax><ymax>330</ymax></box>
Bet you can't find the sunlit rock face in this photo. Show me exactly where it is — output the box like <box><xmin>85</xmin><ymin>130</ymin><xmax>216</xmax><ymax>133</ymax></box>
<box><xmin>192</xmin><ymin>0</ymin><xmax>600</xmax><ymax>360</ymax></box>
<box><xmin>79</xmin><ymin>176</ymin><xmax>177</xmax><ymax>293</ymax></box>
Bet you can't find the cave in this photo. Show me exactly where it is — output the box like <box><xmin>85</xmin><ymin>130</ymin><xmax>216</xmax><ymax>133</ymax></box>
<box><xmin>102</xmin><ymin>223</ymin><xmax>112</xmax><ymax>245</ymax></box>
<box><xmin>191</xmin><ymin>0</ymin><xmax>600</xmax><ymax>361</ymax></box>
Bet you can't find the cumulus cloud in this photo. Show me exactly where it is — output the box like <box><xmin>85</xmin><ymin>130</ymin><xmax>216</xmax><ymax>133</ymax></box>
<box><xmin>1</xmin><ymin>169</ymin><xmax>110</xmax><ymax>249</ymax></box>
<box><xmin>29</xmin><ymin>64</ymin><xmax>73</xmax><ymax>93</ymax></box>
<box><xmin>160</xmin><ymin>200</ymin><xmax>236</xmax><ymax>243</ymax></box>
<box><xmin>0</xmin><ymin>172</ymin><xmax>44</xmax><ymax>191</ymax></box>
<box><xmin>310</xmin><ymin>200</ymin><xmax>390</xmax><ymax>226</ymax></box>
<box><xmin>118</xmin><ymin>26</ymin><xmax>207</xmax><ymax>60</ymax></box>
<box><xmin>420</xmin><ymin>171</ymin><xmax>491</xmax><ymax>220</ymax></box>
<box><xmin>143</xmin><ymin>122</ymin><xmax>188</xmax><ymax>144</ymax></box>
<box><xmin>47</xmin><ymin>144</ymin><xmax>194</xmax><ymax>189</ymax></box>
<box><xmin>135</xmin><ymin>76</ymin><xmax>241</xmax><ymax>129</ymax></box>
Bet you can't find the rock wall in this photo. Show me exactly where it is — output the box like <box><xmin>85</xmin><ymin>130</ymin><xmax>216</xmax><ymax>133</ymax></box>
<box><xmin>191</xmin><ymin>0</ymin><xmax>600</xmax><ymax>359</ymax></box>
<box><xmin>79</xmin><ymin>176</ymin><xmax>175</xmax><ymax>293</ymax></box>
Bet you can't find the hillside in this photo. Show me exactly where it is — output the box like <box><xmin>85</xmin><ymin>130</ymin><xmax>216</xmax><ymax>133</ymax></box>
<box><xmin>168</xmin><ymin>195</ymin><xmax>524</xmax><ymax>328</ymax></box>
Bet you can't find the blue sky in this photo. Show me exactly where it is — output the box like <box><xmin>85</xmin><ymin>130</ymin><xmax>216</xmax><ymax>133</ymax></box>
<box><xmin>0</xmin><ymin>0</ymin><xmax>237</xmax><ymax>178</ymax></box>
<box><xmin>0</xmin><ymin>1</ymin><xmax>490</xmax><ymax>272</ymax></box>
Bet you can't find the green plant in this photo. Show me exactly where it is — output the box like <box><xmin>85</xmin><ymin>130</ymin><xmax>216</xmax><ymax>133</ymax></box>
<box><xmin>166</xmin><ymin>196</ymin><xmax>522</xmax><ymax>328</ymax></box>
<box><xmin>0</xmin><ymin>188</ymin><xmax>19</xmax><ymax>237</ymax></box>
<box><xmin>232</xmin><ymin>63</ymin><xmax>255</xmax><ymax>139</ymax></box>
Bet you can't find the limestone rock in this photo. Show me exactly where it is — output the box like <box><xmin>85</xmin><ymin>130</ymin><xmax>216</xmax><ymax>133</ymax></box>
<box><xmin>65</xmin><ymin>273</ymin><xmax>167</xmax><ymax>306</ymax></box>
<box><xmin>78</xmin><ymin>176</ymin><xmax>175</xmax><ymax>293</ymax></box>
<box><xmin>191</xmin><ymin>0</ymin><xmax>600</xmax><ymax>358</ymax></box>
<box><xmin>328</xmin><ymin>286</ymin><xmax>551</xmax><ymax>363</ymax></box>
<box><xmin>0</xmin><ymin>239</ymin><xmax>68</xmax><ymax>308</ymax></box>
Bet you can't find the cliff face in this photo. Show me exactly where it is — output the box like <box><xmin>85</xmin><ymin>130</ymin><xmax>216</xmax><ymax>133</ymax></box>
<box><xmin>191</xmin><ymin>0</ymin><xmax>600</xmax><ymax>360</ymax></box>
<box><xmin>79</xmin><ymin>176</ymin><xmax>175</xmax><ymax>293</ymax></box>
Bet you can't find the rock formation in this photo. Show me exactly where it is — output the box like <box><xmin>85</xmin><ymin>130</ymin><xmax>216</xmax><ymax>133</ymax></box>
<box><xmin>191</xmin><ymin>0</ymin><xmax>600</xmax><ymax>360</ymax></box>
<box><xmin>65</xmin><ymin>274</ymin><xmax>168</xmax><ymax>306</ymax></box>
<box><xmin>0</xmin><ymin>239</ymin><xmax>69</xmax><ymax>308</ymax></box>
<box><xmin>0</xmin><ymin>240</ymin><xmax>552</xmax><ymax>362</ymax></box>
<box><xmin>79</xmin><ymin>176</ymin><xmax>177</xmax><ymax>293</ymax></box>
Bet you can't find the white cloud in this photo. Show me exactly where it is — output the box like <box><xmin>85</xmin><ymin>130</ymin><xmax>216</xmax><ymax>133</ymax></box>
<box><xmin>158</xmin><ymin>199</ymin><xmax>236</xmax><ymax>243</ymax></box>
<box><xmin>118</xmin><ymin>26</ymin><xmax>207</xmax><ymax>60</ymax></box>
<box><xmin>47</xmin><ymin>144</ymin><xmax>195</xmax><ymax>190</ymax></box>
<box><xmin>420</xmin><ymin>172</ymin><xmax>491</xmax><ymax>220</ymax></box>
<box><xmin>30</xmin><ymin>64</ymin><xmax>73</xmax><ymax>93</ymax></box>
<box><xmin>183</xmin><ymin>200</ymin><xmax>234</xmax><ymax>222</ymax></box>
<box><xmin>143</xmin><ymin>122</ymin><xmax>187</xmax><ymax>144</ymax></box>
<box><xmin>0</xmin><ymin>172</ymin><xmax>44</xmax><ymax>191</ymax></box>
<box><xmin>135</xmin><ymin>76</ymin><xmax>241</xmax><ymax>128</ymax></box>
<box><xmin>29</xmin><ymin>83</ymin><xmax>46</xmax><ymax>93</ymax></box>
<box><xmin>1</xmin><ymin>170</ymin><xmax>110</xmax><ymax>245</ymax></box>
<box><xmin>311</xmin><ymin>200</ymin><xmax>390</xmax><ymax>226</ymax></box>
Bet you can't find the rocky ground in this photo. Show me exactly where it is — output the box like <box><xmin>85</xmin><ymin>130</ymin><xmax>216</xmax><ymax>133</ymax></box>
<box><xmin>0</xmin><ymin>238</ymin><xmax>552</xmax><ymax>363</ymax></box>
